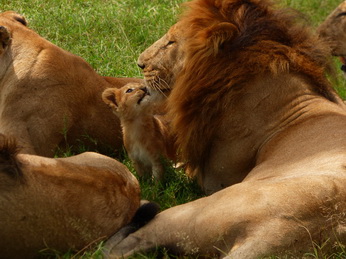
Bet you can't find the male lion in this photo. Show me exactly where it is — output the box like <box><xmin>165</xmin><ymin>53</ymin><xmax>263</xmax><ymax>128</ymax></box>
<box><xmin>103</xmin><ymin>0</ymin><xmax>346</xmax><ymax>258</ymax></box>
<box><xmin>0</xmin><ymin>133</ymin><xmax>141</xmax><ymax>258</ymax></box>
<box><xmin>318</xmin><ymin>1</ymin><xmax>346</xmax><ymax>73</ymax></box>
<box><xmin>0</xmin><ymin>11</ymin><xmax>142</xmax><ymax>156</ymax></box>
<box><xmin>137</xmin><ymin>0</ymin><xmax>343</xmax><ymax>194</ymax></box>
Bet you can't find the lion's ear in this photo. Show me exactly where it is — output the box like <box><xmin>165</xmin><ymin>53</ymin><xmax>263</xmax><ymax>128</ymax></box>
<box><xmin>7</xmin><ymin>12</ymin><xmax>28</xmax><ymax>26</ymax></box>
<box><xmin>102</xmin><ymin>88</ymin><xmax>118</xmax><ymax>109</ymax></box>
<box><xmin>202</xmin><ymin>22</ymin><xmax>238</xmax><ymax>54</ymax></box>
<box><xmin>13</xmin><ymin>15</ymin><xmax>27</xmax><ymax>26</ymax></box>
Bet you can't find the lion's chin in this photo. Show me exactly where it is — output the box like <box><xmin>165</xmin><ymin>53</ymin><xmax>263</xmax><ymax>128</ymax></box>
<box><xmin>144</xmin><ymin>75</ymin><xmax>172</xmax><ymax>93</ymax></box>
<box><xmin>137</xmin><ymin>92</ymin><xmax>150</xmax><ymax>105</ymax></box>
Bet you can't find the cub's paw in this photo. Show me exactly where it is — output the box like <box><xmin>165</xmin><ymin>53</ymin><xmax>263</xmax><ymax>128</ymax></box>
<box><xmin>0</xmin><ymin>26</ymin><xmax>11</xmax><ymax>55</ymax></box>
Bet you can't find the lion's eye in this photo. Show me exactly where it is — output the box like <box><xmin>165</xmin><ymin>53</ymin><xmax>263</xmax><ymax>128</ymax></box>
<box><xmin>161</xmin><ymin>41</ymin><xmax>176</xmax><ymax>50</ymax></box>
<box><xmin>167</xmin><ymin>41</ymin><xmax>175</xmax><ymax>46</ymax></box>
<box><xmin>125</xmin><ymin>88</ymin><xmax>134</xmax><ymax>93</ymax></box>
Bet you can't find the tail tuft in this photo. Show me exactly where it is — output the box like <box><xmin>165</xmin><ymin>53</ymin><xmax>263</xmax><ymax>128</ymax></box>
<box><xmin>131</xmin><ymin>200</ymin><xmax>160</xmax><ymax>228</ymax></box>
<box><xmin>103</xmin><ymin>200</ymin><xmax>160</xmax><ymax>256</ymax></box>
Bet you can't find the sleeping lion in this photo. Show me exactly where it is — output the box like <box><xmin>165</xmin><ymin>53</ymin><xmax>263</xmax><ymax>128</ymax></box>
<box><xmin>0</xmin><ymin>11</ymin><xmax>142</xmax><ymax>156</ymax></box>
<box><xmin>0</xmin><ymin>133</ymin><xmax>141</xmax><ymax>258</ymax></box>
<box><xmin>103</xmin><ymin>0</ymin><xmax>346</xmax><ymax>258</ymax></box>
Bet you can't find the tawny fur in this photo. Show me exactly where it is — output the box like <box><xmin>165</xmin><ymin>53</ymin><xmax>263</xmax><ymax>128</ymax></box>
<box><xmin>170</xmin><ymin>0</ymin><xmax>338</xmax><ymax>181</ymax></box>
<box><xmin>0</xmin><ymin>134</ymin><xmax>140</xmax><ymax>259</ymax></box>
<box><xmin>137</xmin><ymin>0</ymin><xmax>340</xmax><ymax>193</ymax></box>
<box><xmin>137</xmin><ymin>24</ymin><xmax>186</xmax><ymax>94</ymax></box>
<box><xmin>0</xmin><ymin>11</ymin><xmax>142</xmax><ymax>156</ymax></box>
<box><xmin>102</xmin><ymin>83</ymin><xmax>176</xmax><ymax>180</ymax></box>
<box><xmin>103</xmin><ymin>1</ymin><xmax>346</xmax><ymax>258</ymax></box>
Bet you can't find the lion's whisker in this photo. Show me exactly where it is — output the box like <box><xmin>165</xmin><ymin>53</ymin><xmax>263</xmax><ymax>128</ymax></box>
<box><xmin>151</xmin><ymin>78</ymin><xmax>168</xmax><ymax>98</ymax></box>
<box><xmin>155</xmin><ymin>77</ymin><xmax>169</xmax><ymax>97</ymax></box>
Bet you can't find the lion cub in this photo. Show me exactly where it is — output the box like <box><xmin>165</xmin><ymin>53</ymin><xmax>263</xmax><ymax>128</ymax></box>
<box><xmin>102</xmin><ymin>83</ymin><xmax>176</xmax><ymax>180</ymax></box>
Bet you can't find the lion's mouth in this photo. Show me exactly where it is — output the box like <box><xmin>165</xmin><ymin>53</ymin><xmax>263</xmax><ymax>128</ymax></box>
<box><xmin>137</xmin><ymin>87</ymin><xmax>150</xmax><ymax>105</ymax></box>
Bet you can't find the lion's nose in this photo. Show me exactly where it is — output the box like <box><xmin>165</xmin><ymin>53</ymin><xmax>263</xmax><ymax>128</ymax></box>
<box><xmin>137</xmin><ymin>62</ymin><xmax>145</xmax><ymax>70</ymax></box>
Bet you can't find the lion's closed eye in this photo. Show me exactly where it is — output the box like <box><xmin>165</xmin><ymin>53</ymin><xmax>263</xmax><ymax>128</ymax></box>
<box><xmin>337</xmin><ymin>12</ymin><xmax>346</xmax><ymax>18</ymax></box>
<box><xmin>160</xmin><ymin>41</ymin><xmax>176</xmax><ymax>50</ymax></box>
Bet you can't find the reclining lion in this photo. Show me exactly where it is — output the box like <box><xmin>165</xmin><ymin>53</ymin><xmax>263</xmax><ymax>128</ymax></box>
<box><xmin>137</xmin><ymin>0</ymin><xmax>343</xmax><ymax>194</ymax></box>
<box><xmin>103</xmin><ymin>0</ymin><xmax>346</xmax><ymax>257</ymax></box>
<box><xmin>318</xmin><ymin>1</ymin><xmax>346</xmax><ymax>74</ymax></box>
<box><xmin>0</xmin><ymin>133</ymin><xmax>141</xmax><ymax>258</ymax></box>
<box><xmin>0</xmin><ymin>11</ymin><xmax>142</xmax><ymax>156</ymax></box>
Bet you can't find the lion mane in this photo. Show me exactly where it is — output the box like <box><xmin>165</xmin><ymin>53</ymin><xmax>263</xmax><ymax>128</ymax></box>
<box><xmin>168</xmin><ymin>0</ymin><xmax>336</xmax><ymax>175</ymax></box>
<box><xmin>103</xmin><ymin>1</ymin><xmax>346</xmax><ymax>257</ymax></box>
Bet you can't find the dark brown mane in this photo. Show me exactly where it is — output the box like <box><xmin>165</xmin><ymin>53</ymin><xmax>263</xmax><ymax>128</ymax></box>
<box><xmin>0</xmin><ymin>134</ymin><xmax>22</xmax><ymax>178</ymax></box>
<box><xmin>168</xmin><ymin>0</ymin><xmax>337</xmax><ymax>174</ymax></box>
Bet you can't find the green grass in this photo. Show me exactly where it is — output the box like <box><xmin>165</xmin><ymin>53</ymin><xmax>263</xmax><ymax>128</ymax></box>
<box><xmin>1</xmin><ymin>0</ymin><xmax>184</xmax><ymax>78</ymax></box>
<box><xmin>1</xmin><ymin>0</ymin><xmax>346</xmax><ymax>258</ymax></box>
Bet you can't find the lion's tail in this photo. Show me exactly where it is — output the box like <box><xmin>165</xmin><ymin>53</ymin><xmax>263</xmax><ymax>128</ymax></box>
<box><xmin>130</xmin><ymin>200</ymin><xmax>160</xmax><ymax>229</ymax></box>
<box><xmin>102</xmin><ymin>200</ymin><xmax>160</xmax><ymax>256</ymax></box>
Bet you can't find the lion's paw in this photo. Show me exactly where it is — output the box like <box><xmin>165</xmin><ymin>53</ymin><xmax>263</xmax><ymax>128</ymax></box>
<box><xmin>0</xmin><ymin>26</ymin><xmax>11</xmax><ymax>55</ymax></box>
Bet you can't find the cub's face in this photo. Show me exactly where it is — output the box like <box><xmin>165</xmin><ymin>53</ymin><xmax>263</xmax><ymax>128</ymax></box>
<box><xmin>102</xmin><ymin>83</ymin><xmax>151</xmax><ymax>119</ymax></box>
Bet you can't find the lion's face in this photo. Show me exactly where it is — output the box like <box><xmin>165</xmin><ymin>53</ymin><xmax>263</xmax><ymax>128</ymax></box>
<box><xmin>318</xmin><ymin>1</ymin><xmax>346</xmax><ymax>72</ymax></box>
<box><xmin>137</xmin><ymin>22</ymin><xmax>185</xmax><ymax>95</ymax></box>
<box><xmin>102</xmin><ymin>83</ymin><xmax>151</xmax><ymax>119</ymax></box>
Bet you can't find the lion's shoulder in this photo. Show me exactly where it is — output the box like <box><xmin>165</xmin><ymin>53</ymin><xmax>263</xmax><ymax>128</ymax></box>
<box><xmin>167</xmin><ymin>0</ymin><xmax>337</xmax><ymax>172</ymax></box>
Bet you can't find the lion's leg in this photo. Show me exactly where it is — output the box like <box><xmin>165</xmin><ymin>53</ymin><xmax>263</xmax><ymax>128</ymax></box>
<box><xmin>103</xmin><ymin>176</ymin><xmax>346</xmax><ymax>258</ymax></box>
<box><xmin>222</xmin><ymin>221</ymin><xmax>306</xmax><ymax>259</ymax></box>
<box><xmin>151</xmin><ymin>160</ymin><xmax>164</xmax><ymax>180</ymax></box>
<box><xmin>132</xmin><ymin>160</ymin><xmax>151</xmax><ymax>177</ymax></box>
<box><xmin>103</xmin><ymin>208</ymin><xmax>197</xmax><ymax>258</ymax></box>
<box><xmin>0</xmin><ymin>26</ymin><xmax>11</xmax><ymax>55</ymax></box>
<box><xmin>105</xmin><ymin>185</ymin><xmax>262</xmax><ymax>258</ymax></box>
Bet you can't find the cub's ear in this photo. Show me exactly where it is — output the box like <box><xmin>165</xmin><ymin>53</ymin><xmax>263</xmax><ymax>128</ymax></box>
<box><xmin>202</xmin><ymin>22</ymin><xmax>239</xmax><ymax>55</ymax></box>
<box><xmin>102</xmin><ymin>88</ymin><xmax>119</xmax><ymax>109</ymax></box>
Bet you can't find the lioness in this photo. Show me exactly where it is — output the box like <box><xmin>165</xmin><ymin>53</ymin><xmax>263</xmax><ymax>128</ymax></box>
<box><xmin>0</xmin><ymin>11</ymin><xmax>142</xmax><ymax>156</ymax></box>
<box><xmin>102</xmin><ymin>83</ymin><xmax>176</xmax><ymax>180</ymax></box>
<box><xmin>103</xmin><ymin>0</ymin><xmax>346</xmax><ymax>257</ymax></box>
<box><xmin>318</xmin><ymin>1</ymin><xmax>346</xmax><ymax>73</ymax></box>
<box><xmin>0</xmin><ymin>133</ymin><xmax>140</xmax><ymax>258</ymax></box>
